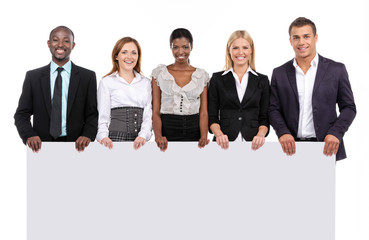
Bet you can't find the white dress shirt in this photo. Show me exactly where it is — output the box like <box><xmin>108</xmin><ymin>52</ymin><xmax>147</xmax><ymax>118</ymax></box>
<box><xmin>151</xmin><ymin>64</ymin><xmax>209</xmax><ymax>115</ymax></box>
<box><xmin>222</xmin><ymin>66</ymin><xmax>259</xmax><ymax>141</ymax></box>
<box><xmin>96</xmin><ymin>71</ymin><xmax>152</xmax><ymax>141</ymax></box>
<box><xmin>294</xmin><ymin>53</ymin><xmax>319</xmax><ymax>138</ymax></box>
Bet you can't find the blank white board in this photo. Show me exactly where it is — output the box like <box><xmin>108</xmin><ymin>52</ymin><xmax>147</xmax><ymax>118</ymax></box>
<box><xmin>28</xmin><ymin>142</ymin><xmax>335</xmax><ymax>240</ymax></box>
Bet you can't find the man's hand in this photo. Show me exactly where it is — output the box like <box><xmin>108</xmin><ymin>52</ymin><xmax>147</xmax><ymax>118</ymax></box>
<box><xmin>323</xmin><ymin>134</ymin><xmax>340</xmax><ymax>156</ymax></box>
<box><xmin>27</xmin><ymin>136</ymin><xmax>42</xmax><ymax>153</ymax></box>
<box><xmin>278</xmin><ymin>134</ymin><xmax>296</xmax><ymax>156</ymax></box>
<box><xmin>75</xmin><ymin>136</ymin><xmax>91</xmax><ymax>152</ymax></box>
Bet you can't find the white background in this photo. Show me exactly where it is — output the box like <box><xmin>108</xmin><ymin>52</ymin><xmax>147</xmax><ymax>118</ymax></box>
<box><xmin>0</xmin><ymin>0</ymin><xmax>368</xmax><ymax>239</ymax></box>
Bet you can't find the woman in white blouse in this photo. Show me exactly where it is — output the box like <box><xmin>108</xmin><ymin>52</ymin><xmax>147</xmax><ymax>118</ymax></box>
<box><xmin>97</xmin><ymin>37</ymin><xmax>152</xmax><ymax>149</ymax></box>
<box><xmin>151</xmin><ymin>28</ymin><xmax>209</xmax><ymax>151</ymax></box>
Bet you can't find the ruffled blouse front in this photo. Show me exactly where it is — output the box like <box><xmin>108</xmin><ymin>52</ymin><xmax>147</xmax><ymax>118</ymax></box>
<box><xmin>151</xmin><ymin>64</ymin><xmax>209</xmax><ymax>115</ymax></box>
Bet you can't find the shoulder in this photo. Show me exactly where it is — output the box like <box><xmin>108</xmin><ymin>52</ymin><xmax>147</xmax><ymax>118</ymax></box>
<box><xmin>254</xmin><ymin>71</ymin><xmax>269</xmax><ymax>82</ymax></box>
<box><xmin>151</xmin><ymin>64</ymin><xmax>167</xmax><ymax>78</ymax></box>
<box><xmin>210</xmin><ymin>71</ymin><xmax>226</xmax><ymax>79</ymax></box>
<box><xmin>25</xmin><ymin>64</ymin><xmax>49</xmax><ymax>76</ymax></box>
<box><xmin>273</xmin><ymin>59</ymin><xmax>294</xmax><ymax>73</ymax></box>
<box><xmin>193</xmin><ymin>67</ymin><xmax>210</xmax><ymax>81</ymax></box>
<box><xmin>72</xmin><ymin>63</ymin><xmax>96</xmax><ymax>77</ymax></box>
<box><xmin>319</xmin><ymin>55</ymin><xmax>346</xmax><ymax>69</ymax></box>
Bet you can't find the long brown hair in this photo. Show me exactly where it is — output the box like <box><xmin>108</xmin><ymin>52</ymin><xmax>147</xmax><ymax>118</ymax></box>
<box><xmin>104</xmin><ymin>37</ymin><xmax>142</xmax><ymax>77</ymax></box>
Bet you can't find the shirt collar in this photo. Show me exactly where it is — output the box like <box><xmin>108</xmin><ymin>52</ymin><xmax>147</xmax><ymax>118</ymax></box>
<box><xmin>222</xmin><ymin>66</ymin><xmax>258</xmax><ymax>76</ymax></box>
<box><xmin>293</xmin><ymin>53</ymin><xmax>319</xmax><ymax>68</ymax></box>
<box><xmin>113</xmin><ymin>70</ymin><xmax>141</xmax><ymax>83</ymax></box>
<box><xmin>50</xmin><ymin>60</ymin><xmax>72</xmax><ymax>74</ymax></box>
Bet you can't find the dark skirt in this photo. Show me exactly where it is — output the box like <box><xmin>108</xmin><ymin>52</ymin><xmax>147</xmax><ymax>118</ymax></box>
<box><xmin>161</xmin><ymin>114</ymin><xmax>200</xmax><ymax>141</ymax></box>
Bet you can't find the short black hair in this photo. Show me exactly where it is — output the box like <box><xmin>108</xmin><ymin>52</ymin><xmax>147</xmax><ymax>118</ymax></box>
<box><xmin>49</xmin><ymin>26</ymin><xmax>75</xmax><ymax>42</ymax></box>
<box><xmin>169</xmin><ymin>28</ymin><xmax>193</xmax><ymax>46</ymax></box>
<box><xmin>289</xmin><ymin>17</ymin><xmax>317</xmax><ymax>36</ymax></box>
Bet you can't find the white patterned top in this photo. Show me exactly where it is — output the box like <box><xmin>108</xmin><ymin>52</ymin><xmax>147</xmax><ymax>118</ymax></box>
<box><xmin>151</xmin><ymin>64</ymin><xmax>209</xmax><ymax>115</ymax></box>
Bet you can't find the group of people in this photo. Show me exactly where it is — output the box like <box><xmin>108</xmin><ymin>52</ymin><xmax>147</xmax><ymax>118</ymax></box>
<box><xmin>14</xmin><ymin>17</ymin><xmax>356</xmax><ymax>160</ymax></box>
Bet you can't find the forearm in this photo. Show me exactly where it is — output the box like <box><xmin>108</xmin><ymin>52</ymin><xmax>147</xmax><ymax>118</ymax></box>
<box><xmin>199</xmin><ymin>111</ymin><xmax>208</xmax><ymax>139</ymax></box>
<box><xmin>256</xmin><ymin>125</ymin><xmax>268</xmax><ymax>137</ymax></box>
<box><xmin>210</xmin><ymin>123</ymin><xmax>224</xmax><ymax>137</ymax></box>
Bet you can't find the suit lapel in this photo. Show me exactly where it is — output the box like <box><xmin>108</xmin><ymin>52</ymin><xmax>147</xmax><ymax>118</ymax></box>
<box><xmin>287</xmin><ymin>60</ymin><xmax>299</xmax><ymax>102</ymax></box>
<box><xmin>241</xmin><ymin>73</ymin><xmax>258</xmax><ymax>105</ymax></box>
<box><xmin>313</xmin><ymin>55</ymin><xmax>329</xmax><ymax>96</ymax></box>
<box><xmin>67</xmin><ymin>63</ymin><xmax>80</xmax><ymax>117</ymax></box>
<box><xmin>41</xmin><ymin>64</ymin><xmax>52</xmax><ymax>116</ymax></box>
<box><xmin>223</xmin><ymin>72</ymin><xmax>241</xmax><ymax>106</ymax></box>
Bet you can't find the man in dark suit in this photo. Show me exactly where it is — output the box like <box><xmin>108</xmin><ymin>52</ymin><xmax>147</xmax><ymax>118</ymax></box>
<box><xmin>14</xmin><ymin>26</ymin><xmax>98</xmax><ymax>152</ymax></box>
<box><xmin>269</xmin><ymin>17</ymin><xmax>356</xmax><ymax>160</ymax></box>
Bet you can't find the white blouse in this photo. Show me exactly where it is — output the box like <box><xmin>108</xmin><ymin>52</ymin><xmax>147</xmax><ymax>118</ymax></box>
<box><xmin>96</xmin><ymin>71</ymin><xmax>152</xmax><ymax>141</ymax></box>
<box><xmin>151</xmin><ymin>64</ymin><xmax>210</xmax><ymax>115</ymax></box>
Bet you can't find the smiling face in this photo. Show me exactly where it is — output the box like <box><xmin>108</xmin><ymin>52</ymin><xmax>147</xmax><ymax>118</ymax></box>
<box><xmin>289</xmin><ymin>25</ymin><xmax>318</xmax><ymax>61</ymax></box>
<box><xmin>229</xmin><ymin>37</ymin><xmax>252</xmax><ymax>68</ymax></box>
<box><xmin>116</xmin><ymin>42</ymin><xmax>139</xmax><ymax>73</ymax></box>
<box><xmin>48</xmin><ymin>28</ymin><xmax>75</xmax><ymax>66</ymax></box>
<box><xmin>171</xmin><ymin>37</ymin><xmax>192</xmax><ymax>63</ymax></box>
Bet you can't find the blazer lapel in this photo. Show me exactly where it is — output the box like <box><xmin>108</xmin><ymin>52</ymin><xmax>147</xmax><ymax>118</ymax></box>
<box><xmin>287</xmin><ymin>60</ymin><xmax>299</xmax><ymax>102</ymax></box>
<box><xmin>241</xmin><ymin>73</ymin><xmax>258</xmax><ymax>105</ymax></box>
<box><xmin>67</xmin><ymin>63</ymin><xmax>80</xmax><ymax>117</ymax></box>
<box><xmin>41</xmin><ymin>64</ymin><xmax>52</xmax><ymax>116</ymax></box>
<box><xmin>223</xmin><ymin>72</ymin><xmax>241</xmax><ymax>106</ymax></box>
<box><xmin>313</xmin><ymin>55</ymin><xmax>329</xmax><ymax>96</ymax></box>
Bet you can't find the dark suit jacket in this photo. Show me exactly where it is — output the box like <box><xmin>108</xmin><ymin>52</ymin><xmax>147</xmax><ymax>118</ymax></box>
<box><xmin>208</xmin><ymin>71</ymin><xmax>270</xmax><ymax>141</ymax></box>
<box><xmin>14</xmin><ymin>62</ymin><xmax>98</xmax><ymax>144</ymax></box>
<box><xmin>269</xmin><ymin>55</ymin><xmax>356</xmax><ymax>160</ymax></box>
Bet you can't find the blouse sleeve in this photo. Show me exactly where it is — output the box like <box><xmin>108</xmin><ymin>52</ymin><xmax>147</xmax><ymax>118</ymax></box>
<box><xmin>150</xmin><ymin>65</ymin><xmax>164</xmax><ymax>86</ymax></box>
<box><xmin>96</xmin><ymin>78</ymin><xmax>111</xmax><ymax>141</ymax></box>
<box><xmin>138</xmin><ymin>77</ymin><xmax>153</xmax><ymax>141</ymax></box>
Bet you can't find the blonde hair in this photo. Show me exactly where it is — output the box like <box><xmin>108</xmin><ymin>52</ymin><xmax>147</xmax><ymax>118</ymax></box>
<box><xmin>224</xmin><ymin>30</ymin><xmax>255</xmax><ymax>71</ymax></box>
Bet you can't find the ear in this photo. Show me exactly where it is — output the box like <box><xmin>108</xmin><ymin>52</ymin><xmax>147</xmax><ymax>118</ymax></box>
<box><xmin>289</xmin><ymin>36</ymin><xmax>293</xmax><ymax>46</ymax></box>
<box><xmin>315</xmin><ymin>33</ymin><xmax>318</xmax><ymax>43</ymax></box>
<box><xmin>72</xmin><ymin>42</ymin><xmax>76</xmax><ymax>50</ymax></box>
<box><xmin>47</xmin><ymin>40</ymin><xmax>50</xmax><ymax>48</ymax></box>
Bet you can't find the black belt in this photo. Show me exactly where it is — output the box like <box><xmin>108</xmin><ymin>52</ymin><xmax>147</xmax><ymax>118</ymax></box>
<box><xmin>296</xmin><ymin>137</ymin><xmax>317</xmax><ymax>142</ymax></box>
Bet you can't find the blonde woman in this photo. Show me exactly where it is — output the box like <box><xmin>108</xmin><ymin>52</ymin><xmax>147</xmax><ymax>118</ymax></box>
<box><xmin>208</xmin><ymin>30</ymin><xmax>270</xmax><ymax>150</ymax></box>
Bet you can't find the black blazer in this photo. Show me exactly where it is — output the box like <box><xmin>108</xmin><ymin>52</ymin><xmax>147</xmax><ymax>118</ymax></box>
<box><xmin>14</xmin><ymin>62</ymin><xmax>98</xmax><ymax>144</ymax></box>
<box><xmin>208</xmin><ymin>71</ymin><xmax>270</xmax><ymax>141</ymax></box>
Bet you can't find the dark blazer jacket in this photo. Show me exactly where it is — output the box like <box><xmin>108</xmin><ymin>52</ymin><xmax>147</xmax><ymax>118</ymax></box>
<box><xmin>269</xmin><ymin>55</ymin><xmax>356</xmax><ymax>160</ymax></box>
<box><xmin>14</xmin><ymin>62</ymin><xmax>98</xmax><ymax>144</ymax></box>
<box><xmin>208</xmin><ymin>71</ymin><xmax>270</xmax><ymax>141</ymax></box>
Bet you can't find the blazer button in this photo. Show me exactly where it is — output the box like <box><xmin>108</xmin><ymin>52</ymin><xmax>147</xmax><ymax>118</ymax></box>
<box><xmin>238</xmin><ymin>117</ymin><xmax>242</xmax><ymax>120</ymax></box>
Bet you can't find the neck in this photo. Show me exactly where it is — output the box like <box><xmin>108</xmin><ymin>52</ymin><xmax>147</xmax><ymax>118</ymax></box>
<box><xmin>118</xmin><ymin>69</ymin><xmax>135</xmax><ymax>83</ymax></box>
<box><xmin>172</xmin><ymin>61</ymin><xmax>191</xmax><ymax>70</ymax></box>
<box><xmin>295</xmin><ymin>52</ymin><xmax>317</xmax><ymax>70</ymax></box>
<box><xmin>233</xmin><ymin>64</ymin><xmax>249</xmax><ymax>76</ymax></box>
<box><xmin>53</xmin><ymin>58</ymin><xmax>69</xmax><ymax>67</ymax></box>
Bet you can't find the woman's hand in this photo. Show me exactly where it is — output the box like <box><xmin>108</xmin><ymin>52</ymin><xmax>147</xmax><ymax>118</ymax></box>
<box><xmin>251</xmin><ymin>135</ymin><xmax>265</xmax><ymax>150</ymax></box>
<box><xmin>155</xmin><ymin>135</ymin><xmax>168</xmax><ymax>152</ymax></box>
<box><xmin>98</xmin><ymin>137</ymin><xmax>113</xmax><ymax>149</ymax></box>
<box><xmin>198</xmin><ymin>137</ymin><xmax>210</xmax><ymax>149</ymax></box>
<box><xmin>133</xmin><ymin>137</ymin><xmax>146</xmax><ymax>150</ymax></box>
<box><xmin>215</xmin><ymin>134</ymin><xmax>229</xmax><ymax>150</ymax></box>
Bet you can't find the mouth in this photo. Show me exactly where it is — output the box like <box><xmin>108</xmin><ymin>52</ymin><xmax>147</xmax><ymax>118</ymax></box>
<box><xmin>236</xmin><ymin>56</ymin><xmax>246</xmax><ymax>60</ymax></box>
<box><xmin>124</xmin><ymin>60</ymin><xmax>134</xmax><ymax>64</ymax></box>
<box><xmin>55</xmin><ymin>48</ymin><xmax>65</xmax><ymax>55</ymax></box>
<box><xmin>177</xmin><ymin>55</ymin><xmax>186</xmax><ymax>60</ymax></box>
<box><xmin>298</xmin><ymin>47</ymin><xmax>308</xmax><ymax>51</ymax></box>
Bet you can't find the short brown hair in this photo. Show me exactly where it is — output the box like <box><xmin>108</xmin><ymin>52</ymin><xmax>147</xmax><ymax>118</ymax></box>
<box><xmin>289</xmin><ymin>17</ymin><xmax>317</xmax><ymax>36</ymax></box>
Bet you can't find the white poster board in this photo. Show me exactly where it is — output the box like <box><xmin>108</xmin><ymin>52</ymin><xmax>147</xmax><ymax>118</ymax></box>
<box><xmin>28</xmin><ymin>142</ymin><xmax>335</xmax><ymax>240</ymax></box>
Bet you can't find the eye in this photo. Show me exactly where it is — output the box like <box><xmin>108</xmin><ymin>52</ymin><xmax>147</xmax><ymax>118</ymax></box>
<box><xmin>132</xmin><ymin>51</ymin><xmax>137</xmax><ymax>55</ymax></box>
<box><xmin>172</xmin><ymin>46</ymin><xmax>178</xmax><ymax>50</ymax></box>
<box><xmin>122</xmin><ymin>51</ymin><xmax>127</xmax><ymax>54</ymax></box>
<box><xmin>183</xmin><ymin>45</ymin><xmax>189</xmax><ymax>49</ymax></box>
<box><xmin>304</xmin><ymin>36</ymin><xmax>311</xmax><ymax>39</ymax></box>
